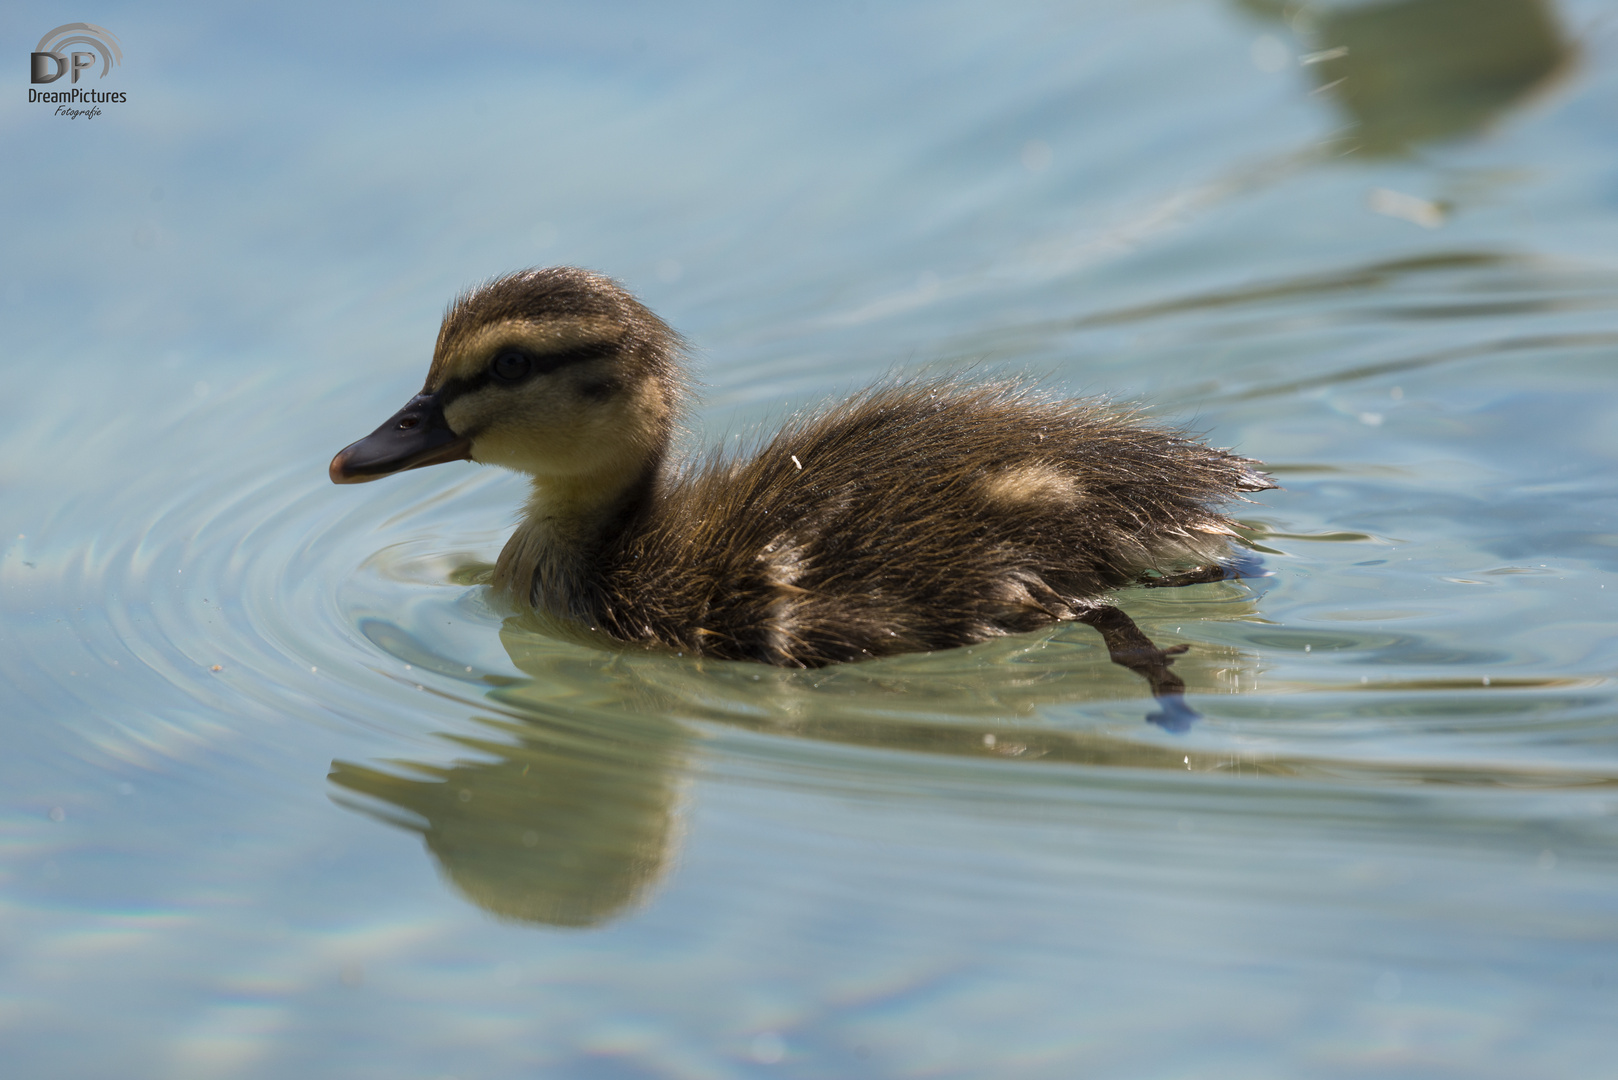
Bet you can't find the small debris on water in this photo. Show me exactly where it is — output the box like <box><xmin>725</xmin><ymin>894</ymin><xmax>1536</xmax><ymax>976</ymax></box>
<box><xmin>1299</xmin><ymin>46</ymin><xmax>1348</xmax><ymax>64</ymax></box>
<box><xmin>1368</xmin><ymin>187</ymin><xmax>1447</xmax><ymax>229</ymax></box>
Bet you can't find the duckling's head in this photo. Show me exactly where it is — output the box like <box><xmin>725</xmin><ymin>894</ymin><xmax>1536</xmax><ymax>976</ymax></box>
<box><xmin>331</xmin><ymin>267</ymin><xmax>684</xmax><ymax>487</ymax></box>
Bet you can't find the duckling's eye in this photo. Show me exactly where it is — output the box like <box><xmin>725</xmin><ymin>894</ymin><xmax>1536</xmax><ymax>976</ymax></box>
<box><xmin>490</xmin><ymin>349</ymin><xmax>533</xmax><ymax>383</ymax></box>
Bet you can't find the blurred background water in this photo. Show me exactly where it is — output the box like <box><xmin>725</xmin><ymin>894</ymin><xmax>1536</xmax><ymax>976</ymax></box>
<box><xmin>4</xmin><ymin>0</ymin><xmax>1618</xmax><ymax>1076</ymax></box>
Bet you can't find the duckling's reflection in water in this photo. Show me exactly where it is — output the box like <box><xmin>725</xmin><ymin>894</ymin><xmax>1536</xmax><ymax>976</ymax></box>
<box><xmin>330</xmin><ymin>705</ymin><xmax>685</xmax><ymax>928</ymax></box>
<box><xmin>1238</xmin><ymin>0</ymin><xmax>1573</xmax><ymax>156</ymax></box>
<box><xmin>329</xmin><ymin>582</ymin><xmax>1263</xmax><ymax>928</ymax></box>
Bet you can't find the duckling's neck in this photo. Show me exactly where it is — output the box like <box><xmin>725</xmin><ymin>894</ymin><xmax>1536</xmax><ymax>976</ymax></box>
<box><xmin>493</xmin><ymin>457</ymin><xmax>661</xmax><ymax>620</ymax></box>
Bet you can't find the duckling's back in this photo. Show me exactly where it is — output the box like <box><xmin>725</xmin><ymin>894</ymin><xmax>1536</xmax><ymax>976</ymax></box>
<box><xmin>594</xmin><ymin>379</ymin><xmax>1273</xmax><ymax>666</ymax></box>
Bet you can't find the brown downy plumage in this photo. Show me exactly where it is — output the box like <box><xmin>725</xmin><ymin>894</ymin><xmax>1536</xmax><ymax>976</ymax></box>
<box><xmin>331</xmin><ymin>267</ymin><xmax>1276</xmax><ymax>668</ymax></box>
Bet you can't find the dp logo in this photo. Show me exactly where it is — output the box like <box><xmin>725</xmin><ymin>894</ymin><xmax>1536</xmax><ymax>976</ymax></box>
<box><xmin>31</xmin><ymin>23</ymin><xmax>122</xmax><ymax>85</ymax></box>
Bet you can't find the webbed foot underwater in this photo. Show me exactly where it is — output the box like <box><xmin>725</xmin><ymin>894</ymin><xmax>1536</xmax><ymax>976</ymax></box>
<box><xmin>331</xmin><ymin>267</ymin><xmax>1275</xmax><ymax>668</ymax></box>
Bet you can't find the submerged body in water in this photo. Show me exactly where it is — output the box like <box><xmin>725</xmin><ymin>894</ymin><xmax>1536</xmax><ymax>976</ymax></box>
<box><xmin>330</xmin><ymin>267</ymin><xmax>1274</xmax><ymax>669</ymax></box>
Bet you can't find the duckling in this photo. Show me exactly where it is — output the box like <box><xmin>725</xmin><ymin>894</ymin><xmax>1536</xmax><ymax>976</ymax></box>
<box><xmin>331</xmin><ymin>267</ymin><xmax>1275</xmax><ymax>669</ymax></box>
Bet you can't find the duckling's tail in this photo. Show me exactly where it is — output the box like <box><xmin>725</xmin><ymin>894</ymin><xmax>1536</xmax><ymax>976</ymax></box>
<box><xmin>1233</xmin><ymin>457</ymin><xmax>1280</xmax><ymax>493</ymax></box>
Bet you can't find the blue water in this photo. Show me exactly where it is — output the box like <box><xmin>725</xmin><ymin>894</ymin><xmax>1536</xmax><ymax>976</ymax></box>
<box><xmin>5</xmin><ymin>1</ymin><xmax>1618</xmax><ymax>1076</ymax></box>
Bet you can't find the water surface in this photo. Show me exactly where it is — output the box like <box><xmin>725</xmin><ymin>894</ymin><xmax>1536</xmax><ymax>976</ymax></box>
<box><xmin>4</xmin><ymin>0</ymin><xmax>1618</xmax><ymax>1076</ymax></box>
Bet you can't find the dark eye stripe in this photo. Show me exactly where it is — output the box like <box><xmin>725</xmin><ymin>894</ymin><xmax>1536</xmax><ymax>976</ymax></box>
<box><xmin>433</xmin><ymin>368</ymin><xmax>492</xmax><ymax>405</ymax></box>
<box><xmin>532</xmin><ymin>341</ymin><xmax>619</xmax><ymax>372</ymax></box>
<box><xmin>433</xmin><ymin>340</ymin><xmax>620</xmax><ymax>404</ymax></box>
